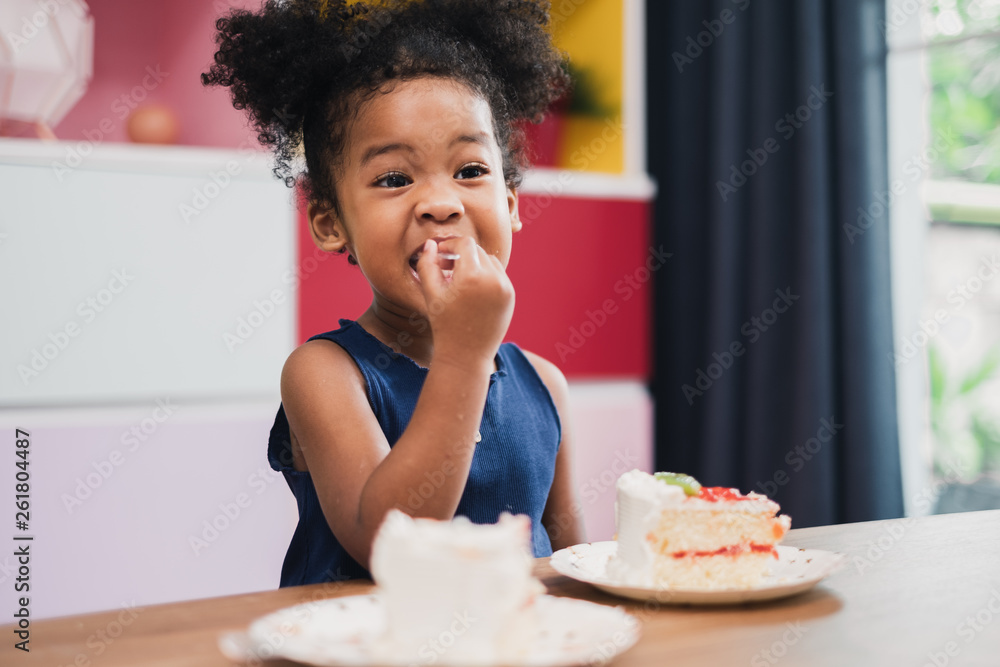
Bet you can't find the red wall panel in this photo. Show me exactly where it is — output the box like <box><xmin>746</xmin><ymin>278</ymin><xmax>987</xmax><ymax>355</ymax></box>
<box><xmin>505</xmin><ymin>196</ymin><xmax>651</xmax><ymax>378</ymax></box>
<box><xmin>296</xmin><ymin>194</ymin><xmax>651</xmax><ymax>378</ymax></box>
<box><xmin>295</xmin><ymin>212</ymin><xmax>373</xmax><ymax>340</ymax></box>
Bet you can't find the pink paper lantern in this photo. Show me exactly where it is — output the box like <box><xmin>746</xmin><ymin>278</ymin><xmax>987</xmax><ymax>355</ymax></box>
<box><xmin>0</xmin><ymin>0</ymin><xmax>94</xmax><ymax>138</ymax></box>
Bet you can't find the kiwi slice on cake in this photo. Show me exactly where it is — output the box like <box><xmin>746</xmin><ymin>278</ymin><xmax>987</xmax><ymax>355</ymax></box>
<box><xmin>653</xmin><ymin>472</ymin><xmax>702</xmax><ymax>496</ymax></box>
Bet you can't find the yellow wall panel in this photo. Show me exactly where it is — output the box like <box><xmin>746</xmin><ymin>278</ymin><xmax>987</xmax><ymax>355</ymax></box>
<box><xmin>552</xmin><ymin>0</ymin><xmax>625</xmax><ymax>172</ymax></box>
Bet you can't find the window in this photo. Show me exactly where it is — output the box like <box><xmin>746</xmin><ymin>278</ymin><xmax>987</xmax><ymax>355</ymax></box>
<box><xmin>888</xmin><ymin>0</ymin><xmax>1000</xmax><ymax>515</ymax></box>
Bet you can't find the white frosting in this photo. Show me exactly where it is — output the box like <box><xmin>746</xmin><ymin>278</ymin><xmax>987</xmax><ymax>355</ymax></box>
<box><xmin>370</xmin><ymin>510</ymin><xmax>541</xmax><ymax>665</ymax></box>
<box><xmin>607</xmin><ymin>470</ymin><xmax>683</xmax><ymax>585</ymax></box>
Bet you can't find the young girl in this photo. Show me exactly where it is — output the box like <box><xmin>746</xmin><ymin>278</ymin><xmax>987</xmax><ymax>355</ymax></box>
<box><xmin>203</xmin><ymin>0</ymin><xmax>583</xmax><ymax>584</ymax></box>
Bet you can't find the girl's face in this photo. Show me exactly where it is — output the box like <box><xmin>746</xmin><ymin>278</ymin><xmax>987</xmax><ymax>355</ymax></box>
<box><xmin>314</xmin><ymin>77</ymin><xmax>520</xmax><ymax>323</ymax></box>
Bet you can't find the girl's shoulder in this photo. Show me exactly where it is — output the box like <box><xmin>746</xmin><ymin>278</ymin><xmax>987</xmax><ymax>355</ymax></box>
<box><xmin>281</xmin><ymin>322</ymin><xmax>369</xmax><ymax>408</ymax></box>
<box><xmin>506</xmin><ymin>346</ymin><xmax>569</xmax><ymax>408</ymax></box>
<box><xmin>291</xmin><ymin>319</ymin><xmax>392</xmax><ymax>374</ymax></box>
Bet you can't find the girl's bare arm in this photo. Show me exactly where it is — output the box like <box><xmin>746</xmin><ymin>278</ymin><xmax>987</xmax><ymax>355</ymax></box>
<box><xmin>523</xmin><ymin>350</ymin><xmax>586</xmax><ymax>551</ymax></box>
<box><xmin>281</xmin><ymin>238</ymin><xmax>513</xmax><ymax>570</ymax></box>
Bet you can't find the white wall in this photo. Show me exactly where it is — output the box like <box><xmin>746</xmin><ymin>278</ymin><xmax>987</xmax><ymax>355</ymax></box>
<box><xmin>0</xmin><ymin>139</ymin><xmax>297</xmax><ymax>406</ymax></box>
<box><xmin>0</xmin><ymin>139</ymin><xmax>300</xmax><ymax>619</ymax></box>
<box><xmin>885</xmin><ymin>1</ymin><xmax>933</xmax><ymax>515</ymax></box>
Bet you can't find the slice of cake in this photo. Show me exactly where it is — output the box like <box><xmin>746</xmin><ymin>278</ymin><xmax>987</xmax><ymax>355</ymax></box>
<box><xmin>369</xmin><ymin>510</ymin><xmax>543</xmax><ymax>666</ymax></box>
<box><xmin>607</xmin><ymin>470</ymin><xmax>791</xmax><ymax>589</ymax></box>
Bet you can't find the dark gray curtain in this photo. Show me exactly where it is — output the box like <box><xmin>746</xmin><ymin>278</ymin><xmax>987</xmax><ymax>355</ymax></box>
<box><xmin>648</xmin><ymin>0</ymin><xmax>904</xmax><ymax>526</ymax></box>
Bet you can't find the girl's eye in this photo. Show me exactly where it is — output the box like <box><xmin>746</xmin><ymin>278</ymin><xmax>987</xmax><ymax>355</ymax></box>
<box><xmin>455</xmin><ymin>163</ymin><xmax>488</xmax><ymax>180</ymax></box>
<box><xmin>374</xmin><ymin>172</ymin><xmax>411</xmax><ymax>188</ymax></box>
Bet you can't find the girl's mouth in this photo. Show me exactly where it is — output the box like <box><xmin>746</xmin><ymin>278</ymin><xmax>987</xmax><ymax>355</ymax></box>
<box><xmin>409</xmin><ymin>249</ymin><xmax>459</xmax><ymax>282</ymax></box>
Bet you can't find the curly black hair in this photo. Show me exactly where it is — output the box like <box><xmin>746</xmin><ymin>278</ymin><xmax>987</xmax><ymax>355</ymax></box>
<box><xmin>202</xmin><ymin>0</ymin><xmax>569</xmax><ymax>213</ymax></box>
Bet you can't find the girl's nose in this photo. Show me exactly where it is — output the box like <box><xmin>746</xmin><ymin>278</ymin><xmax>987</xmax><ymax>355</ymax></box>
<box><xmin>415</xmin><ymin>182</ymin><xmax>464</xmax><ymax>222</ymax></box>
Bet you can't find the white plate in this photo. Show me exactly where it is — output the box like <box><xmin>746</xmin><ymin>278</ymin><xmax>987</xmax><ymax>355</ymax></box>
<box><xmin>550</xmin><ymin>541</ymin><xmax>844</xmax><ymax>605</ymax></box>
<box><xmin>218</xmin><ymin>593</ymin><xmax>639</xmax><ymax>667</ymax></box>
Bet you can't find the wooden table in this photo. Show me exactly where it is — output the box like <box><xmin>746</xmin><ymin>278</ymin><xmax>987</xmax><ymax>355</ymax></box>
<box><xmin>8</xmin><ymin>510</ymin><xmax>1000</xmax><ymax>667</ymax></box>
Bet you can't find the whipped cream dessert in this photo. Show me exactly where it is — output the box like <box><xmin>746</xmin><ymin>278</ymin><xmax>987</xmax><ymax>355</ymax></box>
<box><xmin>607</xmin><ymin>470</ymin><xmax>791</xmax><ymax>589</ymax></box>
<box><xmin>370</xmin><ymin>510</ymin><xmax>543</xmax><ymax>665</ymax></box>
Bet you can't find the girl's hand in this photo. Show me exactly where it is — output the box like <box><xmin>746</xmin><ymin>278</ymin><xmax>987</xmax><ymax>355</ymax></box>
<box><xmin>414</xmin><ymin>237</ymin><xmax>514</xmax><ymax>369</ymax></box>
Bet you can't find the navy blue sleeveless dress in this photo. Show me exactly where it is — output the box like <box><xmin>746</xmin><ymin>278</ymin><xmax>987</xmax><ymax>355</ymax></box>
<box><xmin>267</xmin><ymin>319</ymin><xmax>561</xmax><ymax>585</ymax></box>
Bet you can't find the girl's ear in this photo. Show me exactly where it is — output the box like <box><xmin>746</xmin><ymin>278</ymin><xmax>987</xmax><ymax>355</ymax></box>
<box><xmin>507</xmin><ymin>187</ymin><xmax>522</xmax><ymax>233</ymax></box>
<box><xmin>307</xmin><ymin>201</ymin><xmax>350</xmax><ymax>253</ymax></box>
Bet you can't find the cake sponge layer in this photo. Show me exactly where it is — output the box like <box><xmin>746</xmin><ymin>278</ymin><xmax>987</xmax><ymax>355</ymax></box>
<box><xmin>650</xmin><ymin>551</ymin><xmax>776</xmax><ymax>589</ymax></box>
<box><xmin>647</xmin><ymin>508</ymin><xmax>790</xmax><ymax>554</ymax></box>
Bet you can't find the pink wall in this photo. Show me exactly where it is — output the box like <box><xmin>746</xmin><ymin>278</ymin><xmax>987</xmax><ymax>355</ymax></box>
<box><xmin>55</xmin><ymin>0</ymin><xmax>259</xmax><ymax>148</ymax></box>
